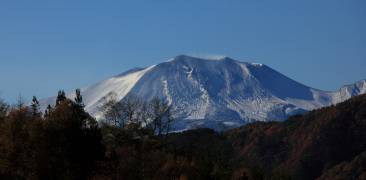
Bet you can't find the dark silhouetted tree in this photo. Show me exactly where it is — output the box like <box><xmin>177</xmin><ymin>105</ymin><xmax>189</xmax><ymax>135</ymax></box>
<box><xmin>120</xmin><ymin>95</ymin><xmax>143</xmax><ymax>126</ymax></box>
<box><xmin>148</xmin><ymin>97</ymin><xmax>174</xmax><ymax>135</ymax></box>
<box><xmin>100</xmin><ymin>92</ymin><xmax>124</xmax><ymax>127</ymax></box>
<box><xmin>44</xmin><ymin>104</ymin><xmax>53</xmax><ymax>118</ymax></box>
<box><xmin>0</xmin><ymin>99</ymin><xmax>8</xmax><ymax>121</ymax></box>
<box><xmin>56</xmin><ymin>90</ymin><xmax>66</xmax><ymax>106</ymax></box>
<box><xmin>74</xmin><ymin>89</ymin><xmax>84</xmax><ymax>108</ymax></box>
<box><xmin>31</xmin><ymin>96</ymin><xmax>41</xmax><ymax>117</ymax></box>
<box><xmin>40</xmin><ymin>95</ymin><xmax>104</xmax><ymax>179</ymax></box>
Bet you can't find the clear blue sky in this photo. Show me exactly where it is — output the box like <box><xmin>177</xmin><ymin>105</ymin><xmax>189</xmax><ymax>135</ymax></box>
<box><xmin>0</xmin><ymin>0</ymin><xmax>365</xmax><ymax>102</ymax></box>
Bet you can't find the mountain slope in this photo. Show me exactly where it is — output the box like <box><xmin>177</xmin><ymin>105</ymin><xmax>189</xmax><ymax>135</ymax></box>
<box><xmin>40</xmin><ymin>55</ymin><xmax>366</xmax><ymax>131</ymax></box>
<box><xmin>317</xmin><ymin>151</ymin><xmax>366</xmax><ymax>180</ymax></box>
<box><xmin>226</xmin><ymin>93</ymin><xmax>366</xmax><ymax>180</ymax></box>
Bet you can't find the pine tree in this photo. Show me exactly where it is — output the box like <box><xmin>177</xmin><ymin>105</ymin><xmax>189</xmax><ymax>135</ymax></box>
<box><xmin>44</xmin><ymin>104</ymin><xmax>52</xmax><ymax>117</ymax></box>
<box><xmin>31</xmin><ymin>96</ymin><xmax>41</xmax><ymax>117</ymax></box>
<box><xmin>73</xmin><ymin>88</ymin><xmax>97</xmax><ymax>129</ymax></box>
<box><xmin>74</xmin><ymin>89</ymin><xmax>84</xmax><ymax>108</ymax></box>
<box><xmin>0</xmin><ymin>99</ymin><xmax>8</xmax><ymax>121</ymax></box>
<box><xmin>56</xmin><ymin>90</ymin><xmax>66</xmax><ymax>106</ymax></box>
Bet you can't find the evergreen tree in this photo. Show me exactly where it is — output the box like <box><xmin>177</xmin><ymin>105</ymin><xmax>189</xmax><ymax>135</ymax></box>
<box><xmin>73</xmin><ymin>88</ymin><xmax>94</xmax><ymax>128</ymax></box>
<box><xmin>74</xmin><ymin>89</ymin><xmax>84</xmax><ymax>108</ymax></box>
<box><xmin>41</xmin><ymin>96</ymin><xmax>104</xmax><ymax>179</ymax></box>
<box><xmin>56</xmin><ymin>90</ymin><xmax>66</xmax><ymax>106</ymax></box>
<box><xmin>44</xmin><ymin>104</ymin><xmax>52</xmax><ymax>117</ymax></box>
<box><xmin>31</xmin><ymin>96</ymin><xmax>41</xmax><ymax>117</ymax></box>
<box><xmin>0</xmin><ymin>99</ymin><xmax>8</xmax><ymax>121</ymax></box>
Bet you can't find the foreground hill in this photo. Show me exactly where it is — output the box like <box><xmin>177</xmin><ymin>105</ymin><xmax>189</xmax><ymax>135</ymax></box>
<box><xmin>226</xmin><ymin>93</ymin><xmax>366</xmax><ymax>179</ymax></box>
<box><xmin>41</xmin><ymin>55</ymin><xmax>366</xmax><ymax>131</ymax></box>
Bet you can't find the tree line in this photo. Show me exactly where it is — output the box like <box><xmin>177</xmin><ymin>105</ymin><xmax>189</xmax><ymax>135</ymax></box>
<box><xmin>2</xmin><ymin>89</ymin><xmax>362</xmax><ymax>179</ymax></box>
<box><xmin>1</xmin><ymin>90</ymin><xmax>231</xmax><ymax>180</ymax></box>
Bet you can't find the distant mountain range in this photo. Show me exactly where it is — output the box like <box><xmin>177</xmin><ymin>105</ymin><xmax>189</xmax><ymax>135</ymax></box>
<box><xmin>41</xmin><ymin>55</ymin><xmax>366</xmax><ymax>131</ymax></box>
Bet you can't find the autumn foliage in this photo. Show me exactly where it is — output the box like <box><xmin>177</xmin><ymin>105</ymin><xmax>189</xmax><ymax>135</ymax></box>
<box><xmin>0</xmin><ymin>93</ymin><xmax>365</xmax><ymax>180</ymax></box>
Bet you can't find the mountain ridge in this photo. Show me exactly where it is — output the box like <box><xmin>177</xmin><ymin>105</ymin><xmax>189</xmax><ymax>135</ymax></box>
<box><xmin>40</xmin><ymin>55</ymin><xmax>366</xmax><ymax>131</ymax></box>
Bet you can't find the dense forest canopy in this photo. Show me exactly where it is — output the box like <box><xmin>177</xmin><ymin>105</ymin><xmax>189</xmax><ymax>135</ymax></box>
<box><xmin>0</xmin><ymin>91</ymin><xmax>365</xmax><ymax>180</ymax></box>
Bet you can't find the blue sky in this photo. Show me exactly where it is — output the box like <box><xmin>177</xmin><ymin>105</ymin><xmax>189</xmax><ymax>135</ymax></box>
<box><xmin>0</xmin><ymin>0</ymin><xmax>365</xmax><ymax>102</ymax></box>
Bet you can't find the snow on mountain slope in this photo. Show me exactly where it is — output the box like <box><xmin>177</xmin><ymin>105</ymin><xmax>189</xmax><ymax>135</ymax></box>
<box><xmin>330</xmin><ymin>79</ymin><xmax>366</xmax><ymax>104</ymax></box>
<box><xmin>40</xmin><ymin>65</ymin><xmax>155</xmax><ymax>118</ymax></box>
<box><xmin>81</xmin><ymin>65</ymin><xmax>155</xmax><ymax>116</ymax></box>
<box><xmin>40</xmin><ymin>55</ymin><xmax>366</xmax><ymax>131</ymax></box>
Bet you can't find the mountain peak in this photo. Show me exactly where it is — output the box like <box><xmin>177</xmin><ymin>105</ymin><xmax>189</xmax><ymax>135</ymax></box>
<box><xmin>40</xmin><ymin>55</ymin><xmax>365</xmax><ymax>131</ymax></box>
<box><xmin>172</xmin><ymin>54</ymin><xmax>231</xmax><ymax>61</ymax></box>
<box><xmin>170</xmin><ymin>55</ymin><xmax>264</xmax><ymax>68</ymax></box>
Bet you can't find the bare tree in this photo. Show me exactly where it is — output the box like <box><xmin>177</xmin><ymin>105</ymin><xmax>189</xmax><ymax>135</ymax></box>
<box><xmin>147</xmin><ymin>97</ymin><xmax>174</xmax><ymax>136</ymax></box>
<box><xmin>100</xmin><ymin>93</ymin><xmax>174</xmax><ymax>134</ymax></box>
<box><xmin>120</xmin><ymin>94</ymin><xmax>143</xmax><ymax>126</ymax></box>
<box><xmin>16</xmin><ymin>93</ymin><xmax>25</xmax><ymax>110</ymax></box>
<box><xmin>100</xmin><ymin>92</ymin><xmax>124</xmax><ymax>127</ymax></box>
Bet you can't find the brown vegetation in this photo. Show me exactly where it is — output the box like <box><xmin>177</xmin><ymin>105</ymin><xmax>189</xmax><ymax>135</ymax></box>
<box><xmin>0</xmin><ymin>92</ymin><xmax>365</xmax><ymax>179</ymax></box>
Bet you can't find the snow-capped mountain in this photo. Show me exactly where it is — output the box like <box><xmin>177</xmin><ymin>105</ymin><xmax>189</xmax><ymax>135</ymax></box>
<box><xmin>41</xmin><ymin>55</ymin><xmax>366</xmax><ymax>131</ymax></box>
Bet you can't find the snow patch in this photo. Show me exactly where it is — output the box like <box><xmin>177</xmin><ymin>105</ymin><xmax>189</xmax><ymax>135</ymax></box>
<box><xmin>162</xmin><ymin>79</ymin><xmax>172</xmax><ymax>105</ymax></box>
<box><xmin>251</xmin><ymin>63</ymin><xmax>263</xmax><ymax>67</ymax></box>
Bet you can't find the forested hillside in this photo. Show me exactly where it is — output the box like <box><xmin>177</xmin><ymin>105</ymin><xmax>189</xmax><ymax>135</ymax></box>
<box><xmin>226</xmin><ymin>93</ymin><xmax>366</xmax><ymax>179</ymax></box>
<box><xmin>0</xmin><ymin>92</ymin><xmax>365</xmax><ymax>180</ymax></box>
